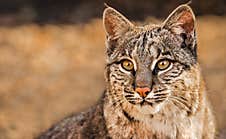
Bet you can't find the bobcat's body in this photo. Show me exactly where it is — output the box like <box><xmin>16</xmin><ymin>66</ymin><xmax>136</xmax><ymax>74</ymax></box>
<box><xmin>37</xmin><ymin>4</ymin><xmax>215</xmax><ymax>139</ymax></box>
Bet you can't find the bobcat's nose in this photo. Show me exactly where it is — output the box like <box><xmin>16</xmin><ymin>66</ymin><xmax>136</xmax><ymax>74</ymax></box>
<box><xmin>135</xmin><ymin>87</ymin><xmax>150</xmax><ymax>98</ymax></box>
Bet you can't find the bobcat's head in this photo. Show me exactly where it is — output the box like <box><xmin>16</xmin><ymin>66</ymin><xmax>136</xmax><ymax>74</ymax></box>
<box><xmin>103</xmin><ymin>5</ymin><xmax>201</xmax><ymax>117</ymax></box>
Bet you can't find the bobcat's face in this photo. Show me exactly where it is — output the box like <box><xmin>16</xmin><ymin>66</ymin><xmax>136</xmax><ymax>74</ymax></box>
<box><xmin>104</xmin><ymin>5</ymin><xmax>200</xmax><ymax>115</ymax></box>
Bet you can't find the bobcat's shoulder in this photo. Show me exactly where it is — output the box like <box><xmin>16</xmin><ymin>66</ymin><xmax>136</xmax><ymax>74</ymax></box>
<box><xmin>37</xmin><ymin>96</ymin><xmax>110</xmax><ymax>139</ymax></box>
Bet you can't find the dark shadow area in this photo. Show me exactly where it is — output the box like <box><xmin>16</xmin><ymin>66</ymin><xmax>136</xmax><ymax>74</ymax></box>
<box><xmin>0</xmin><ymin>0</ymin><xmax>225</xmax><ymax>25</ymax></box>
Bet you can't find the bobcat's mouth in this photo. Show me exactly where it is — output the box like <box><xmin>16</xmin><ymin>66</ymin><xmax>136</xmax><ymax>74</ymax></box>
<box><xmin>124</xmin><ymin>89</ymin><xmax>167</xmax><ymax>114</ymax></box>
<box><xmin>140</xmin><ymin>100</ymin><xmax>153</xmax><ymax>106</ymax></box>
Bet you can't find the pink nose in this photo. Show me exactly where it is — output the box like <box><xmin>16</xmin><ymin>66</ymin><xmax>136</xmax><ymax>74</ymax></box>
<box><xmin>135</xmin><ymin>87</ymin><xmax>150</xmax><ymax>98</ymax></box>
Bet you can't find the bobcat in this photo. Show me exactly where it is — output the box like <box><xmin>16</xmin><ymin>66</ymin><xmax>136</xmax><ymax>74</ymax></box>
<box><xmin>37</xmin><ymin>4</ymin><xmax>215</xmax><ymax>139</ymax></box>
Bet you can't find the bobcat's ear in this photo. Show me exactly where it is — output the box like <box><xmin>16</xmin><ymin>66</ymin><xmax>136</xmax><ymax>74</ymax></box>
<box><xmin>163</xmin><ymin>4</ymin><xmax>195</xmax><ymax>35</ymax></box>
<box><xmin>103</xmin><ymin>7</ymin><xmax>133</xmax><ymax>38</ymax></box>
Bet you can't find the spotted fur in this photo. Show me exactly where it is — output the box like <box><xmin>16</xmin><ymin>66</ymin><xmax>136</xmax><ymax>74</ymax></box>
<box><xmin>37</xmin><ymin>4</ymin><xmax>215</xmax><ymax>139</ymax></box>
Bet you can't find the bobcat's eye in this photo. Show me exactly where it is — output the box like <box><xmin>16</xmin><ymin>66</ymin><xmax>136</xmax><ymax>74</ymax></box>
<box><xmin>121</xmin><ymin>59</ymin><xmax>134</xmax><ymax>71</ymax></box>
<box><xmin>157</xmin><ymin>59</ymin><xmax>171</xmax><ymax>70</ymax></box>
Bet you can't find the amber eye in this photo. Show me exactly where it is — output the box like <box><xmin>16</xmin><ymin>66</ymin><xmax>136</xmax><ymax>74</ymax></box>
<box><xmin>121</xmin><ymin>60</ymin><xmax>134</xmax><ymax>71</ymax></box>
<box><xmin>157</xmin><ymin>59</ymin><xmax>171</xmax><ymax>70</ymax></box>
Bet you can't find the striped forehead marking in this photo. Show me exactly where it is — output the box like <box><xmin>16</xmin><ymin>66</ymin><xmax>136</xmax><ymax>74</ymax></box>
<box><xmin>131</xmin><ymin>30</ymin><xmax>162</xmax><ymax>63</ymax></box>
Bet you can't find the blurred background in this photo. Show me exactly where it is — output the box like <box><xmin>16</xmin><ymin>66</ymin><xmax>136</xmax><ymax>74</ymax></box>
<box><xmin>0</xmin><ymin>0</ymin><xmax>225</xmax><ymax>139</ymax></box>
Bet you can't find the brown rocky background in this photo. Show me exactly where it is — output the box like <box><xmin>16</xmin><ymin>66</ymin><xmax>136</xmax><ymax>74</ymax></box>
<box><xmin>0</xmin><ymin>1</ymin><xmax>225</xmax><ymax>139</ymax></box>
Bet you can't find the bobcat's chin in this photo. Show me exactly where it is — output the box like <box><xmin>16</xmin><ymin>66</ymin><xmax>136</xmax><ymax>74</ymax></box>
<box><xmin>134</xmin><ymin>101</ymin><xmax>165</xmax><ymax>115</ymax></box>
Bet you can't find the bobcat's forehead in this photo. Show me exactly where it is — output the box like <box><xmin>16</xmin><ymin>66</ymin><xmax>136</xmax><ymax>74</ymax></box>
<box><xmin>117</xmin><ymin>26</ymin><xmax>180</xmax><ymax>63</ymax></box>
